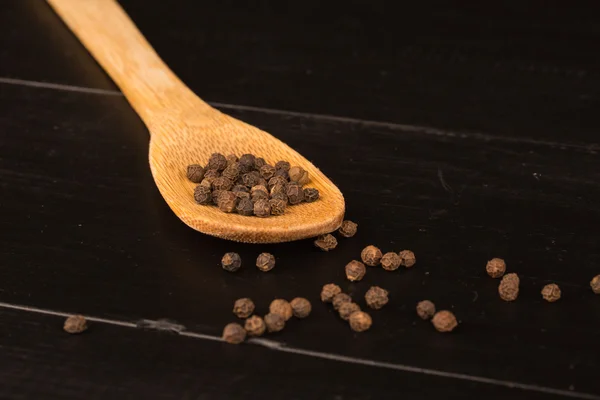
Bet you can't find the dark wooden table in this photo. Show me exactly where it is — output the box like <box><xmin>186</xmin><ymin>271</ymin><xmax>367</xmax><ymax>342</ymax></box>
<box><xmin>1</xmin><ymin>1</ymin><xmax>600</xmax><ymax>399</ymax></box>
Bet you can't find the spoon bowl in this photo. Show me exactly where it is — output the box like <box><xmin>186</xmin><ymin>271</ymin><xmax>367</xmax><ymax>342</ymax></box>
<box><xmin>48</xmin><ymin>0</ymin><xmax>345</xmax><ymax>243</ymax></box>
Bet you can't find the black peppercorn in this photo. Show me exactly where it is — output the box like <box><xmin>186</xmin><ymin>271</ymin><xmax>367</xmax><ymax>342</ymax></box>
<box><xmin>186</xmin><ymin>164</ymin><xmax>205</xmax><ymax>183</ymax></box>
<box><xmin>222</xmin><ymin>322</ymin><xmax>246</xmax><ymax>344</ymax></box>
<box><xmin>242</xmin><ymin>171</ymin><xmax>261</xmax><ymax>188</ymax></box>
<box><xmin>416</xmin><ymin>300</ymin><xmax>436</xmax><ymax>320</ymax></box>
<box><xmin>256</xmin><ymin>253</ymin><xmax>276</xmax><ymax>272</ymax></box>
<box><xmin>222</xmin><ymin>252</ymin><xmax>242</xmax><ymax>272</ymax></box>
<box><xmin>193</xmin><ymin>185</ymin><xmax>212</xmax><ymax>205</ymax></box>
<box><xmin>345</xmin><ymin>260</ymin><xmax>366</xmax><ymax>281</ymax></box>
<box><xmin>226</xmin><ymin>154</ymin><xmax>238</xmax><ymax>166</ymax></box>
<box><xmin>238</xmin><ymin>154</ymin><xmax>256</xmax><ymax>173</ymax></box>
<box><xmin>211</xmin><ymin>190</ymin><xmax>224</xmax><ymax>205</ymax></box>
<box><xmin>64</xmin><ymin>315</ymin><xmax>88</xmax><ymax>334</ymax></box>
<box><xmin>273</xmin><ymin>168</ymin><xmax>289</xmax><ymax>180</ymax></box>
<box><xmin>303</xmin><ymin>188</ymin><xmax>319</xmax><ymax>202</ymax></box>
<box><xmin>233</xmin><ymin>298</ymin><xmax>255</xmax><ymax>318</ymax></box>
<box><xmin>349</xmin><ymin>311</ymin><xmax>372</xmax><ymax>332</ymax></box>
<box><xmin>361</xmin><ymin>245</ymin><xmax>382</xmax><ymax>267</ymax></box>
<box><xmin>269</xmin><ymin>299</ymin><xmax>293</xmax><ymax>321</ymax></box>
<box><xmin>268</xmin><ymin>176</ymin><xmax>287</xmax><ymax>189</ymax></box>
<box><xmin>332</xmin><ymin>293</ymin><xmax>352</xmax><ymax>310</ymax></box>
<box><xmin>260</xmin><ymin>164</ymin><xmax>276</xmax><ymax>180</ymax></box>
<box><xmin>314</xmin><ymin>234</ymin><xmax>337</xmax><ymax>251</ymax></box>
<box><xmin>287</xmin><ymin>184</ymin><xmax>305</xmax><ymax>205</ymax></box>
<box><xmin>264</xmin><ymin>313</ymin><xmax>285</xmax><ymax>333</ymax></box>
<box><xmin>398</xmin><ymin>250</ymin><xmax>416</xmax><ymax>268</ymax></box>
<box><xmin>232</xmin><ymin>184</ymin><xmax>249</xmax><ymax>193</ymax></box>
<box><xmin>222</xmin><ymin>162</ymin><xmax>240</xmax><ymax>181</ymax></box>
<box><xmin>212</xmin><ymin>176</ymin><xmax>233</xmax><ymax>191</ymax></box>
<box><xmin>338</xmin><ymin>220</ymin><xmax>358</xmax><ymax>237</ymax></box>
<box><xmin>290</xmin><ymin>297</ymin><xmax>312</xmax><ymax>318</ymax></box>
<box><xmin>217</xmin><ymin>191</ymin><xmax>238</xmax><ymax>213</ymax></box>
<box><xmin>253</xmin><ymin>199</ymin><xmax>271</xmax><ymax>217</ymax></box>
<box><xmin>365</xmin><ymin>286</ymin><xmax>389</xmax><ymax>310</ymax></box>
<box><xmin>270</xmin><ymin>192</ymin><xmax>288</xmax><ymax>204</ymax></box>
<box><xmin>591</xmin><ymin>275</ymin><xmax>600</xmax><ymax>294</ymax></box>
<box><xmin>321</xmin><ymin>283</ymin><xmax>342</xmax><ymax>302</ymax></box>
<box><xmin>269</xmin><ymin>198</ymin><xmax>286</xmax><ymax>215</ymax></box>
<box><xmin>338</xmin><ymin>302</ymin><xmax>361</xmax><ymax>321</ymax></box>
<box><xmin>289</xmin><ymin>166</ymin><xmax>309</xmax><ymax>185</ymax></box>
<box><xmin>254</xmin><ymin>157</ymin><xmax>266</xmax><ymax>169</ymax></box>
<box><xmin>207</xmin><ymin>153</ymin><xmax>227</xmax><ymax>171</ymax></box>
<box><xmin>236</xmin><ymin>197</ymin><xmax>254</xmax><ymax>216</ymax></box>
<box><xmin>204</xmin><ymin>169</ymin><xmax>220</xmax><ymax>180</ymax></box>
<box><xmin>244</xmin><ymin>315</ymin><xmax>266</xmax><ymax>337</ymax></box>
<box><xmin>381</xmin><ymin>252</ymin><xmax>401</xmax><ymax>271</ymax></box>
<box><xmin>275</xmin><ymin>160</ymin><xmax>291</xmax><ymax>171</ymax></box>
<box><xmin>250</xmin><ymin>185</ymin><xmax>269</xmax><ymax>201</ymax></box>
<box><xmin>432</xmin><ymin>311</ymin><xmax>458</xmax><ymax>333</ymax></box>
<box><xmin>199</xmin><ymin>177</ymin><xmax>214</xmax><ymax>189</ymax></box>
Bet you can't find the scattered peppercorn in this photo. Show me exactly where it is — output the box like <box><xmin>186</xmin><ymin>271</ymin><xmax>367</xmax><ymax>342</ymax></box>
<box><xmin>303</xmin><ymin>188</ymin><xmax>320</xmax><ymax>202</ymax></box>
<box><xmin>541</xmin><ymin>283</ymin><xmax>561</xmax><ymax>302</ymax></box>
<box><xmin>253</xmin><ymin>199</ymin><xmax>271</xmax><ymax>217</ymax></box>
<box><xmin>264</xmin><ymin>313</ymin><xmax>285</xmax><ymax>333</ymax></box>
<box><xmin>314</xmin><ymin>234</ymin><xmax>338</xmax><ymax>251</ymax></box>
<box><xmin>338</xmin><ymin>302</ymin><xmax>361</xmax><ymax>321</ymax></box>
<box><xmin>186</xmin><ymin>164</ymin><xmax>205</xmax><ymax>183</ymax></box>
<box><xmin>332</xmin><ymin>293</ymin><xmax>352</xmax><ymax>310</ymax></box>
<box><xmin>398</xmin><ymin>250</ymin><xmax>416</xmax><ymax>268</ymax></box>
<box><xmin>498</xmin><ymin>273</ymin><xmax>519</xmax><ymax>301</ymax></box>
<box><xmin>361</xmin><ymin>245</ymin><xmax>382</xmax><ymax>267</ymax></box>
<box><xmin>222</xmin><ymin>322</ymin><xmax>246</xmax><ymax>344</ymax></box>
<box><xmin>193</xmin><ymin>185</ymin><xmax>212</xmax><ymax>205</ymax></box>
<box><xmin>256</xmin><ymin>253</ymin><xmax>276</xmax><ymax>272</ymax></box>
<box><xmin>486</xmin><ymin>258</ymin><xmax>506</xmax><ymax>278</ymax></box>
<box><xmin>431</xmin><ymin>310</ymin><xmax>458</xmax><ymax>332</ymax></box>
<box><xmin>338</xmin><ymin>220</ymin><xmax>358</xmax><ymax>238</ymax></box>
<box><xmin>290</xmin><ymin>297</ymin><xmax>312</xmax><ymax>318</ymax></box>
<box><xmin>269</xmin><ymin>299</ymin><xmax>293</xmax><ymax>321</ymax></box>
<box><xmin>365</xmin><ymin>286</ymin><xmax>389</xmax><ymax>310</ymax></box>
<box><xmin>345</xmin><ymin>260</ymin><xmax>366</xmax><ymax>282</ymax></box>
<box><xmin>349</xmin><ymin>311</ymin><xmax>372</xmax><ymax>332</ymax></box>
<box><xmin>321</xmin><ymin>283</ymin><xmax>342</xmax><ymax>302</ymax></box>
<box><xmin>416</xmin><ymin>300</ymin><xmax>436</xmax><ymax>320</ymax></box>
<box><xmin>244</xmin><ymin>315</ymin><xmax>266</xmax><ymax>337</ymax></box>
<box><xmin>63</xmin><ymin>315</ymin><xmax>87</xmax><ymax>334</ymax></box>
<box><xmin>233</xmin><ymin>298</ymin><xmax>255</xmax><ymax>318</ymax></box>
<box><xmin>590</xmin><ymin>275</ymin><xmax>600</xmax><ymax>294</ymax></box>
<box><xmin>380</xmin><ymin>252</ymin><xmax>401</xmax><ymax>271</ymax></box>
<box><xmin>222</xmin><ymin>252</ymin><xmax>242</xmax><ymax>272</ymax></box>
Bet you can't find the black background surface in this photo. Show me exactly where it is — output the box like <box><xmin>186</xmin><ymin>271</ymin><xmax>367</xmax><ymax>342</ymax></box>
<box><xmin>1</xmin><ymin>1</ymin><xmax>599</xmax><ymax>399</ymax></box>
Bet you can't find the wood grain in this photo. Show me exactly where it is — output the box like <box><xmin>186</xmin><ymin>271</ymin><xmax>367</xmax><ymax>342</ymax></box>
<box><xmin>46</xmin><ymin>0</ymin><xmax>345</xmax><ymax>243</ymax></box>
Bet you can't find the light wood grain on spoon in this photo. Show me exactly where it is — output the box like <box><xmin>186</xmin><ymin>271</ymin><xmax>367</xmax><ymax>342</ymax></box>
<box><xmin>47</xmin><ymin>0</ymin><xmax>345</xmax><ymax>243</ymax></box>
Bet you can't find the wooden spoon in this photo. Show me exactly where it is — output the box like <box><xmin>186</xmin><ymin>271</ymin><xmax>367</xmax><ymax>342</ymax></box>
<box><xmin>47</xmin><ymin>0</ymin><xmax>345</xmax><ymax>243</ymax></box>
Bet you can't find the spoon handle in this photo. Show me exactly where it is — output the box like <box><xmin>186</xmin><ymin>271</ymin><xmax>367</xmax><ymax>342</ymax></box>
<box><xmin>47</xmin><ymin>0</ymin><xmax>208</xmax><ymax>123</ymax></box>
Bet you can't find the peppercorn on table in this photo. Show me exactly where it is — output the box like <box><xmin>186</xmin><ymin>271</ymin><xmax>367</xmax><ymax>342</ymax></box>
<box><xmin>1</xmin><ymin>1</ymin><xmax>600</xmax><ymax>399</ymax></box>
